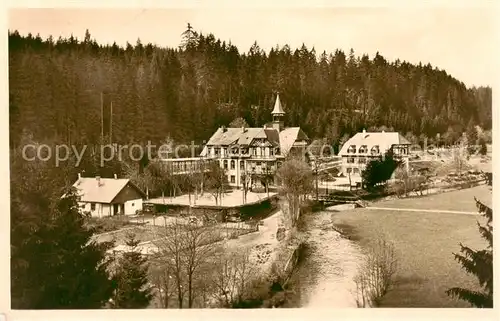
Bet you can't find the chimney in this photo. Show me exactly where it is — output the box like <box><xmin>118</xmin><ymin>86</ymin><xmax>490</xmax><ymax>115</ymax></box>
<box><xmin>221</xmin><ymin>126</ymin><xmax>227</xmax><ymax>132</ymax></box>
<box><xmin>96</xmin><ymin>176</ymin><xmax>103</xmax><ymax>186</ymax></box>
<box><xmin>114</xmin><ymin>174</ymin><xmax>117</xmax><ymax>179</ymax></box>
<box><xmin>362</xmin><ymin>129</ymin><xmax>366</xmax><ymax>133</ymax></box>
<box><xmin>382</xmin><ymin>130</ymin><xmax>385</xmax><ymax>133</ymax></box>
<box><xmin>78</xmin><ymin>172</ymin><xmax>81</xmax><ymax>179</ymax></box>
<box><xmin>241</xmin><ymin>126</ymin><xmax>246</xmax><ymax>133</ymax></box>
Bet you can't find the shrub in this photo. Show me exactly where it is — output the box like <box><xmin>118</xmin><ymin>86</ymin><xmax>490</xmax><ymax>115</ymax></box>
<box><xmin>354</xmin><ymin>237</ymin><xmax>398</xmax><ymax>307</ymax></box>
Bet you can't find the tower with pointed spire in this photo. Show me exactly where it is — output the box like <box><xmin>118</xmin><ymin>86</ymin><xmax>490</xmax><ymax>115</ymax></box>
<box><xmin>271</xmin><ymin>92</ymin><xmax>285</xmax><ymax>132</ymax></box>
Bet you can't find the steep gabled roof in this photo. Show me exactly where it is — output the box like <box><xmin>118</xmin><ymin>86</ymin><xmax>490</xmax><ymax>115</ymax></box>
<box><xmin>70</xmin><ymin>177</ymin><xmax>145</xmax><ymax>203</ymax></box>
<box><xmin>339</xmin><ymin>131</ymin><xmax>411</xmax><ymax>156</ymax></box>
<box><xmin>205</xmin><ymin>126</ymin><xmax>283</xmax><ymax>148</ymax></box>
<box><xmin>205</xmin><ymin>127</ymin><xmax>243</xmax><ymax>146</ymax></box>
<box><xmin>279</xmin><ymin>127</ymin><xmax>309</xmax><ymax>156</ymax></box>
<box><xmin>264</xmin><ymin>128</ymin><xmax>280</xmax><ymax>146</ymax></box>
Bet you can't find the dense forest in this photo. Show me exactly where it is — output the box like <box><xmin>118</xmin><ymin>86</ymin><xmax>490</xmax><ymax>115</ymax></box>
<box><xmin>9</xmin><ymin>24</ymin><xmax>492</xmax><ymax>151</ymax></box>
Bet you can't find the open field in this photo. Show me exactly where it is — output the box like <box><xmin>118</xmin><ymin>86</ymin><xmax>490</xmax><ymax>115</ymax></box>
<box><xmin>371</xmin><ymin>184</ymin><xmax>492</xmax><ymax>211</ymax></box>
<box><xmin>331</xmin><ymin>186</ymin><xmax>491</xmax><ymax>307</ymax></box>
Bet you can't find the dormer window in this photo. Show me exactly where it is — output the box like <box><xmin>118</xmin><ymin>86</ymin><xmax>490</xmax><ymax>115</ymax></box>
<box><xmin>359</xmin><ymin>145</ymin><xmax>368</xmax><ymax>153</ymax></box>
<box><xmin>347</xmin><ymin>145</ymin><xmax>357</xmax><ymax>153</ymax></box>
<box><xmin>371</xmin><ymin>145</ymin><xmax>380</xmax><ymax>155</ymax></box>
<box><xmin>231</xmin><ymin>146</ymin><xmax>239</xmax><ymax>154</ymax></box>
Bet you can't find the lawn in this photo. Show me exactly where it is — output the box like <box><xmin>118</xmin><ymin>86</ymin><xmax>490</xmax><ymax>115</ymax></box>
<box><xmin>331</xmin><ymin>186</ymin><xmax>491</xmax><ymax>308</ymax></box>
<box><xmin>372</xmin><ymin>185</ymin><xmax>492</xmax><ymax>212</ymax></box>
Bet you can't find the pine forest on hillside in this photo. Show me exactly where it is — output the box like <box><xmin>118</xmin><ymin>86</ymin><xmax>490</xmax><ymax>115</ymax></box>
<box><xmin>9</xmin><ymin>26</ymin><xmax>492</xmax><ymax>150</ymax></box>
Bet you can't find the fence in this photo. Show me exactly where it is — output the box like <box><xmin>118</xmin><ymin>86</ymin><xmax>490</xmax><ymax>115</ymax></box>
<box><xmin>221</xmin><ymin>221</ymin><xmax>259</xmax><ymax>232</ymax></box>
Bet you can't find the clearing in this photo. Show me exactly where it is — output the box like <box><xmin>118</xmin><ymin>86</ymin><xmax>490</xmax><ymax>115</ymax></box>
<box><xmin>330</xmin><ymin>185</ymin><xmax>491</xmax><ymax>307</ymax></box>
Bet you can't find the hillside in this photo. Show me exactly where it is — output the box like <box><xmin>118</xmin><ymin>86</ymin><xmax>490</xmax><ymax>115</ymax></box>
<box><xmin>9</xmin><ymin>26</ymin><xmax>492</xmax><ymax>149</ymax></box>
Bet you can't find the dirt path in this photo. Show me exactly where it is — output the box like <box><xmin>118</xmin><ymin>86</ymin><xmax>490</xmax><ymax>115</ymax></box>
<box><xmin>365</xmin><ymin>207</ymin><xmax>479</xmax><ymax>215</ymax></box>
<box><xmin>285</xmin><ymin>212</ymin><xmax>364</xmax><ymax>308</ymax></box>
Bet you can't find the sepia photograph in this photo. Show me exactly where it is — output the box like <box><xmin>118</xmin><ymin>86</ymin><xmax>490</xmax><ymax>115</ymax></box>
<box><xmin>4</xmin><ymin>1</ymin><xmax>496</xmax><ymax>317</ymax></box>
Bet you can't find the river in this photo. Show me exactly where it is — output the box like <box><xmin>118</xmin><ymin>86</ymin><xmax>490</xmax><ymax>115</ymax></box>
<box><xmin>283</xmin><ymin>210</ymin><xmax>365</xmax><ymax>308</ymax></box>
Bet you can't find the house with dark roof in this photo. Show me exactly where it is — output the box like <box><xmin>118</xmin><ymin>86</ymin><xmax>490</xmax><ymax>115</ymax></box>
<box><xmin>200</xmin><ymin>93</ymin><xmax>310</xmax><ymax>187</ymax></box>
<box><xmin>339</xmin><ymin>129</ymin><xmax>411</xmax><ymax>179</ymax></box>
<box><xmin>71</xmin><ymin>174</ymin><xmax>146</xmax><ymax>217</ymax></box>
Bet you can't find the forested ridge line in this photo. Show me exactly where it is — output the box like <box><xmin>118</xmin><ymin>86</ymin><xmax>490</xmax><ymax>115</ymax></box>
<box><xmin>8</xmin><ymin>25</ymin><xmax>492</xmax><ymax>150</ymax></box>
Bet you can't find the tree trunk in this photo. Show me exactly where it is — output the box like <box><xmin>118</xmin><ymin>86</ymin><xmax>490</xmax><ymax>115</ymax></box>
<box><xmin>315</xmin><ymin>167</ymin><xmax>319</xmax><ymax>201</ymax></box>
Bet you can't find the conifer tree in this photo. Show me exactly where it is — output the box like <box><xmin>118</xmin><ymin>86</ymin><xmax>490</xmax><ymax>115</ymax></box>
<box><xmin>112</xmin><ymin>234</ymin><xmax>154</xmax><ymax>309</ymax></box>
<box><xmin>466</xmin><ymin>120</ymin><xmax>478</xmax><ymax>147</ymax></box>
<box><xmin>11</xmin><ymin>186</ymin><xmax>117</xmax><ymax>309</ymax></box>
<box><xmin>446</xmin><ymin>198</ymin><xmax>493</xmax><ymax>308</ymax></box>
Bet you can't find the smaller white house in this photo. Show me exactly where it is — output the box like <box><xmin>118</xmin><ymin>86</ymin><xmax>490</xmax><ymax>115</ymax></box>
<box><xmin>71</xmin><ymin>175</ymin><xmax>146</xmax><ymax>218</ymax></box>
<box><xmin>339</xmin><ymin>130</ymin><xmax>411</xmax><ymax>181</ymax></box>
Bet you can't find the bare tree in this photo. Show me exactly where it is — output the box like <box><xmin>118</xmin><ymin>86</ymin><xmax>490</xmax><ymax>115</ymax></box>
<box><xmin>276</xmin><ymin>159</ymin><xmax>314</xmax><ymax>228</ymax></box>
<box><xmin>240</xmin><ymin>172</ymin><xmax>251</xmax><ymax>204</ymax></box>
<box><xmin>147</xmin><ymin>161</ymin><xmax>173</xmax><ymax>204</ymax></box>
<box><xmin>154</xmin><ymin>221</ymin><xmax>220</xmax><ymax>308</ymax></box>
<box><xmin>210</xmin><ymin>247</ymin><xmax>256</xmax><ymax>307</ymax></box>
<box><xmin>150</xmin><ymin>263</ymin><xmax>175</xmax><ymax>308</ymax></box>
<box><xmin>354</xmin><ymin>237</ymin><xmax>398</xmax><ymax>307</ymax></box>
<box><xmin>453</xmin><ymin>136</ymin><xmax>469</xmax><ymax>176</ymax></box>
<box><xmin>205</xmin><ymin>162</ymin><xmax>229</xmax><ymax>206</ymax></box>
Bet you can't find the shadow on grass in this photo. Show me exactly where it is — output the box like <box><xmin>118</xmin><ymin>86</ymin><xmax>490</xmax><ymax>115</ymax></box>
<box><xmin>331</xmin><ymin>223</ymin><xmax>362</xmax><ymax>242</ymax></box>
<box><xmin>378</xmin><ymin>275</ymin><xmax>428</xmax><ymax>307</ymax></box>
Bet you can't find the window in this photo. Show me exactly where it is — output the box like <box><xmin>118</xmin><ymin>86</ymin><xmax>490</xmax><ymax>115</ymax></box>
<box><xmin>347</xmin><ymin>157</ymin><xmax>355</xmax><ymax>164</ymax></box>
<box><xmin>275</xmin><ymin>147</ymin><xmax>280</xmax><ymax>155</ymax></box>
<box><xmin>353</xmin><ymin>168</ymin><xmax>359</xmax><ymax>174</ymax></box>
<box><xmin>214</xmin><ymin>148</ymin><xmax>220</xmax><ymax>156</ymax></box>
<box><xmin>230</xmin><ymin>175</ymin><xmax>235</xmax><ymax>183</ymax></box>
<box><xmin>348</xmin><ymin>145</ymin><xmax>357</xmax><ymax>153</ymax></box>
<box><xmin>270</xmin><ymin>148</ymin><xmax>274</xmax><ymax>156</ymax></box>
<box><xmin>240</xmin><ymin>161</ymin><xmax>245</xmax><ymax>170</ymax></box>
<box><xmin>256</xmin><ymin>161</ymin><xmax>262</xmax><ymax>166</ymax></box>
<box><xmin>223</xmin><ymin>160</ymin><xmax>228</xmax><ymax>169</ymax></box>
<box><xmin>359</xmin><ymin>145</ymin><xmax>368</xmax><ymax>153</ymax></box>
<box><xmin>371</xmin><ymin>145</ymin><xmax>380</xmax><ymax>155</ymax></box>
<box><xmin>347</xmin><ymin>168</ymin><xmax>352</xmax><ymax>174</ymax></box>
<box><xmin>91</xmin><ymin>203</ymin><xmax>96</xmax><ymax>211</ymax></box>
<box><xmin>358</xmin><ymin>157</ymin><xmax>366</xmax><ymax>164</ymax></box>
<box><xmin>252</xmin><ymin>148</ymin><xmax>257</xmax><ymax>156</ymax></box>
<box><xmin>230</xmin><ymin>160</ymin><xmax>235</xmax><ymax>170</ymax></box>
